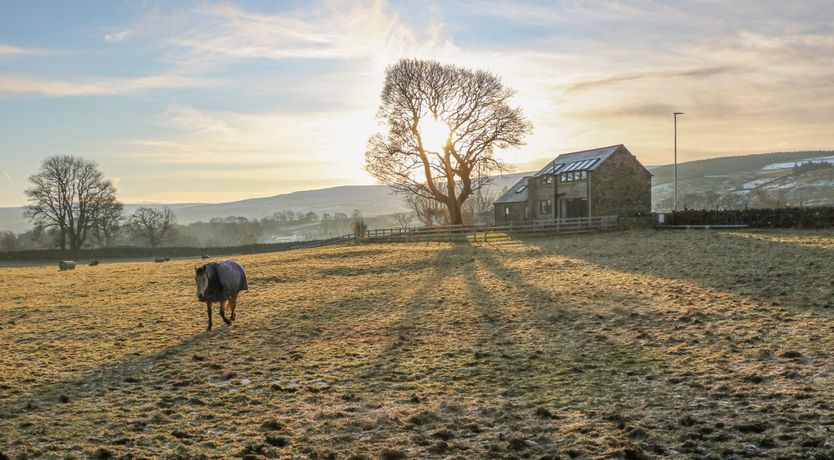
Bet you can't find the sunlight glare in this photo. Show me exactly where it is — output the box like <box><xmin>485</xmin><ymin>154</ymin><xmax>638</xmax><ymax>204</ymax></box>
<box><xmin>419</xmin><ymin>116</ymin><xmax>451</xmax><ymax>151</ymax></box>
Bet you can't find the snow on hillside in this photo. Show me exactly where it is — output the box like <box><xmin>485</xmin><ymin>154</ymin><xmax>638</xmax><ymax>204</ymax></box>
<box><xmin>761</xmin><ymin>155</ymin><xmax>834</xmax><ymax>170</ymax></box>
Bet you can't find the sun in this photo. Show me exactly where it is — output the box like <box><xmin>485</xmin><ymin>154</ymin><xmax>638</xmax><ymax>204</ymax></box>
<box><xmin>418</xmin><ymin>116</ymin><xmax>451</xmax><ymax>152</ymax></box>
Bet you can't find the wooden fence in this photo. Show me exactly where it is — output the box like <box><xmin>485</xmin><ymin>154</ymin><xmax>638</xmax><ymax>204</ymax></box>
<box><xmin>0</xmin><ymin>216</ymin><xmax>618</xmax><ymax>261</ymax></box>
<box><xmin>301</xmin><ymin>215</ymin><xmax>619</xmax><ymax>248</ymax></box>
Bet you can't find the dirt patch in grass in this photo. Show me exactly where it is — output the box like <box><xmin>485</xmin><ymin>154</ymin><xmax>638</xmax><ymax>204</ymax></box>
<box><xmin>1</xmin><ymin>231</ymin><xmax>833</xmax><ymax>458</ymax></box>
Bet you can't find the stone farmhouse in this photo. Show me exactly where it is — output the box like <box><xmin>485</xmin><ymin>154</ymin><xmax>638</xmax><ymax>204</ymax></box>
<box><xmin>493</xmin><ymin>145</ymin><xmax>651</xmax><ymax>224</ymax></box>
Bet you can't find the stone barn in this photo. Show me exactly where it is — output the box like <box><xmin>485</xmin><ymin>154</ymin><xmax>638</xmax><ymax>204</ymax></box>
<box><xmin>493</xmin><ymin>144</ymin><xmax>651</xmax><ymax>225</ymax></box>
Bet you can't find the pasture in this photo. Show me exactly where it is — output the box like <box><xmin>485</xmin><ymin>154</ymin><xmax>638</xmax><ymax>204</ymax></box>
<box><xmin>1</xmin><ymin>230</ymin><xmax>833</xmax><ymax>458</ymax></box>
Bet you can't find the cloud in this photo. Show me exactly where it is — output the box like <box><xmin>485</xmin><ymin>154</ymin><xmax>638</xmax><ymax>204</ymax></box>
<box><xmin>2</xmin><ymin>171</ymin><xmax>12</xmax><ymax>185</ymax></box>
<box><xmin>138</xmin><ymin>1</ymin><xmax>456</xmax><ymax>70</ymax></box>
<box><xmin>0</xmin><ymin>73</ymin><xmax>216</xmax><ymax>97</ymax></box>
<box><xmin>0</xmin><ymin>43</ymin><xmax>42</xmax><ymax>57</ymax></box>
<box><xmin>565</xmin><ymin>66</ymin><xmax>738</xmax><ymax>93</ymax></box>
<box><xmin>104</xmin><ymin>30</ymin><xmax>133</xmax><ymax>43</ymax></box>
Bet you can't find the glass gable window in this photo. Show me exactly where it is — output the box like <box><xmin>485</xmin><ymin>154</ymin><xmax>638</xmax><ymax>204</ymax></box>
<box><xmin>560</xmin><ymin>170</ymin><xmax>589</xmax><ymax>182</ymax></box>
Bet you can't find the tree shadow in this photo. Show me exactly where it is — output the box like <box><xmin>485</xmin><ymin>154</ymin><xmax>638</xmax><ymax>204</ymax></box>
<box><xmin>513</xmin><ymin>229</ymin><xmax>834</xmax><ymax>313</ymax></box>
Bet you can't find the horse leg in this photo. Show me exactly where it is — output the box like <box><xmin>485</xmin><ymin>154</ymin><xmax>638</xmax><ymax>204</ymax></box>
<box><xmin>230</xmin><ymin>294</ymin><xmax>237</xmax><ymax>322</ymax></box>
<box><xmin>219</xmin><ymin>300</ymin><xmax>232</xmax><ymax>325</ymax></box>
<box><xmin>206</xmin><ymin>302</ymin><xmax>213</xmax><ymax>331</ymax></box>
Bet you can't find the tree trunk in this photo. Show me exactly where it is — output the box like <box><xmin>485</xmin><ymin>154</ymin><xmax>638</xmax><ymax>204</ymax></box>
<box><xmin>447</xmin><ymin>198</ymin><xmax>464</xmax><ymax>226</ymax></box>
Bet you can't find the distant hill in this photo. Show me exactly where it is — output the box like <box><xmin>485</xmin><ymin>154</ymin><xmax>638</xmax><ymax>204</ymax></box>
<box><xmin>651</xmin><ymin>150</ymin><xmax>834</xmax><ymax>209</ymax></box>
<box><xmin>0</xmin><ymin>173</ymin><xmax>528</xmax><ymax>233</ymax></box>
<box><xmin>4</xmin><ymin>150</ymin><xmax>833</xmax><ymax>233</ymax></box>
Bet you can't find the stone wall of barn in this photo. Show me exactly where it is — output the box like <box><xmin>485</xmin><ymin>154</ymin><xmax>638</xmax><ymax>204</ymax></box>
<box><xmin>494</xmin><ymin>202</ymin><xmax>527</xmax><ymax>225</ymax></box>
<box><xmin>590</xmin><ymin>148</ymin><xmax>652</xmax><ymax>217</ymax></box>
<box><xmin>527</xmin><ymin>175</ymin><xmax>556</xmax><ymax>220</ymax></box>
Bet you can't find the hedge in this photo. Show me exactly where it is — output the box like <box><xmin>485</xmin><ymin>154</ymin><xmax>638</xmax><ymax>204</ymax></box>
<box><xmin>668</xmin><ymin>207</ymin><xmax>834</xmax><ymax>228</ymax></box>
<box><xmin>0</xmin><ymin>241</ymin><xmax>308</xmax><ymax>262</ymax></box>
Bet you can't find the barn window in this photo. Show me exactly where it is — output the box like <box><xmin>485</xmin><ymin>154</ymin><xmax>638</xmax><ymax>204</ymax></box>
<box><xmin>560</xmin><ymin>171</ymin><xmax>588</xmax><ymax>182</ymax></box>
<box><xmin>504</xmin><ymin>207</ymin><xmax>510</xmax><ymax>218</ymax></box>
<box><xmin>540</xmin><ymin>199</ymin><xmax>553</xmax><ymax>214</ymax></box>
<box><xmin>524</xmin><ymin>206</ymin><xmax>529</xmax><ymax>220</ymax></box>
<box><xmin>541</xmin><ymin>175</ymin><xmax>553</xmax><ymax>184</ymax></box>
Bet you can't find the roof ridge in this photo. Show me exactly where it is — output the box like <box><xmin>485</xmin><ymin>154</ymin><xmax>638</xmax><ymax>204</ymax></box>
<box><xmin>555</xmin><ymin>144</ymin><xmax>622</xmax><ymax>157</ymax></box>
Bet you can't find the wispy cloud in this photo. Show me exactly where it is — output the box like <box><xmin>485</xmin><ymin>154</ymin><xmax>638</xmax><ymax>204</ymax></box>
<box><xmin>135</xmin><ymin>2</ymin><xmax>456</xmax><ymax>70</ymax></box>
<box><xmin>0</xmin><ymin>73</ymin><xmax>216</xmax><ymax>97</ymax></box>
<box><xmin>104</xmin><ymin>30</ymin><xmax>132</xmax><ymax>43</ymax></box>
<box><xmin>0</xmin><ymin>43</ymin><xmax>43</xmax><ymax>57</ymax></box>
<box><xmin>2</xmin><ymin>171</ymin><xmax>12</xmax><ymax>185</ymax></box>
<box><xmin>566</xmin><ymin>66</ymin><xmax>738</xmax><ymax>92</ymax></box>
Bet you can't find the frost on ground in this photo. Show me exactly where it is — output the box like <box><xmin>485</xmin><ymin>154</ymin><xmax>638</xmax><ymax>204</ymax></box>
<box><xmin>1</xmin><ymin>230</ymin><xmax>834</xmax><ymax>458</ymax></box>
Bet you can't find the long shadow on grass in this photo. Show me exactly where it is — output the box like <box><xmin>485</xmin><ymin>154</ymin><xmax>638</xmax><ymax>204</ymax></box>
<box><xmin>0</xmin><ymin>251</ymin><xmax>440</xmax><ymax>421</ymax></box>
<box><xmin>0</xmin><ymin>329</ymin><xmax>216</xmax><ymax>419</ymax></box>
<box><xmin>352</xmin><ymin>243</ymin><xmax>470</xmax><ymax>391</ymax></box>
<box><xmin>515</xmin><ymin>230</ymin><xmax>834</xmax><ymax>313</ymax></box>
<box><xmin>473</xmin><ymin>238</ymin><xmax>834</xmax><ymax>457</ymax></box>
<box><xmin>469</xmin><ymin>244</ymin><xmax>690</xmax><ymax>455</ymax></box>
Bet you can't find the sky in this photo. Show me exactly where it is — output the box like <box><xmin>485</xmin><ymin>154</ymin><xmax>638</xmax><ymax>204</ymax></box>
<box><xmin>1</xmin><ymin>0</ymin><xmax>834</xmax><ymax>206</ymax></box>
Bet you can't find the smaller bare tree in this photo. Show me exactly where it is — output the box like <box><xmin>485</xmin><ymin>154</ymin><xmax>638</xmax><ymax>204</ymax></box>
<box><xmin>0</xmin><ymin>231</ymin><xmax>18</xmax><ymax>251</ymax></box>
<box><xmin>90</xmin><ymin>197</ymin><xmax>124</xmax><ymax>247</ymax></box>
<box><xmin>404</xmin><ymin>188</ymin><xmax>448</xmax><ymax>227</ymax></box>
<box><xmin>127</xmin><ymin>207</ymin><xmax>177</xmax><ymax>248</ymax></box>
<box><xmin>393</xmin><ymin>212</ymin><xmax>415</xmax><ymax>231</ymax></box>
<box><xmin>463</xmin><ymin>187</ymin><xmax>498</xmax><ymax>224</ymax></box>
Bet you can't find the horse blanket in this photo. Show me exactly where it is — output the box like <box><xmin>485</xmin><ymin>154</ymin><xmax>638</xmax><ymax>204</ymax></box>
<box><xmin>198</xmin><ymin>260</ymin><xmax>248</xmax><ymax>303</ymax></box>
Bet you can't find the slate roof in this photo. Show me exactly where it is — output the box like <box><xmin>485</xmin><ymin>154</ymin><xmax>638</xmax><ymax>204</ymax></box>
<box><xmin>494</xmin><ymin>176</ymin><xmax>530</xmax><ymax>204</ymax></box>
<box><xmin>533</xmin><ymin>145</ymin><xmax>623</xmax><ymax>177</ymax></box>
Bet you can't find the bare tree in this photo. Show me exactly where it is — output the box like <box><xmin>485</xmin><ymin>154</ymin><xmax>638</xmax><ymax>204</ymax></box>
<box><xmin>393</xmin><ymin>212</ymin><xmax>415</xmax><ymax>231</ymax></box>
<box><xmin>351</xmin><ymin>209</ymin><xmax>367</xmax><ymax>240</ymax></box>
<box><xmin>0</xmin><ymin>231</ymin><xmax>18</xmax><ymax>251</ymax></box>
<box><xmin>24</xmin><ymin>155</ymin><xmax>120</xmax><ymax>250</ymax></box>
<box><xmin>365</xmin><ymin>59</ymin><xmax>532</xmax><ymax>225</ymax></box>
<box><xmin>90</xmin><ymin>197</ymin><xmax>124</xmax><ymax>247</ymax></box>
<box><xmin>463</xmin><ymin>186</ymin><xmax>498</xmax><ymax>224</ymax></box>
<box><xmin>404</xmin><ymin>189</ymin><xmax>448</xmax><ymax>227</ymax></box>
<box><xmin>127</xmin><ymin>207</ymin><xmax>177</xmax><ymax>248</ymax></box>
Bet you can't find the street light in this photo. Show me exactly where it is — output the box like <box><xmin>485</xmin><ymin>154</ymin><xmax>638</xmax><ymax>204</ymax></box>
<box><xmin>673</xmin><ymin>112</ymin><xmax>684</xmax><ymax>212</ymax></box>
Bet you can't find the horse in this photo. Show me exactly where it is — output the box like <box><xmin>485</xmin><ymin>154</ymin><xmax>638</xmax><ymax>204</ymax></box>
<box><xmin>195</xmin><ymin>261</ymin><xmax>248</xmax><ymax>331</ymax></box>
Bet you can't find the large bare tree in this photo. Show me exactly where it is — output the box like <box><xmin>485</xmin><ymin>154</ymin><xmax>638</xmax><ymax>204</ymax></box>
<box><xmin>24</xmin><ymin>155</ymin><xmax>120</xmax><ymax>251</ymax></box>
<box><xmin>366</xmin><ymin>59</ymin><xmax>532</xmax><ymax>225</ymax></box>
<box><xmin>127</xmin><ymin>207</ymin><xmax>177</xmax><ymax>248</ymax></box>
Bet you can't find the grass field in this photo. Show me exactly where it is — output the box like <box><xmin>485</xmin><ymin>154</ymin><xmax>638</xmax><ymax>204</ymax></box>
<box><xmin>2</xmin><ymin>230</ymin><xmax>834</xmax><ymax>459</ymax></box>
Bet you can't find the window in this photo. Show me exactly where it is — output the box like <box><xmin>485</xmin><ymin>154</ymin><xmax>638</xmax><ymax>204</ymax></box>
<box><xmin>524</xmin><ymin>206</ymin><xmax>529</xmax><ymax>220</ymax></box>
<box><xmin>560</xmin><ymin>171</ymin><xmax>588</xmax><ymax>182</ymax></box>
<box><xmin>540</xmin><ymin>199</ymin><xmax>553</xmax><ymax>214</ymax></box>
<box><xmin>515</xmin><ymin>185</ymin><xmax>527</xmax><ymax>193</ymax></box>
<box><xmin>504</xmin><ymin>207</ymin><xmax>510</xmax><ymax>218</ymax></box>
<box><xmin>541</xmin><ymin>175</ymin><xmax>553</xmax><ymax>184</ymax></box>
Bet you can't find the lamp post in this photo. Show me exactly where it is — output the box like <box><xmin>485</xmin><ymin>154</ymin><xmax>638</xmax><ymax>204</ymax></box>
<box><xmin>673</xmin><ymin>112</ymin><xmax>684</xmax><ymax>211</ymax></box>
